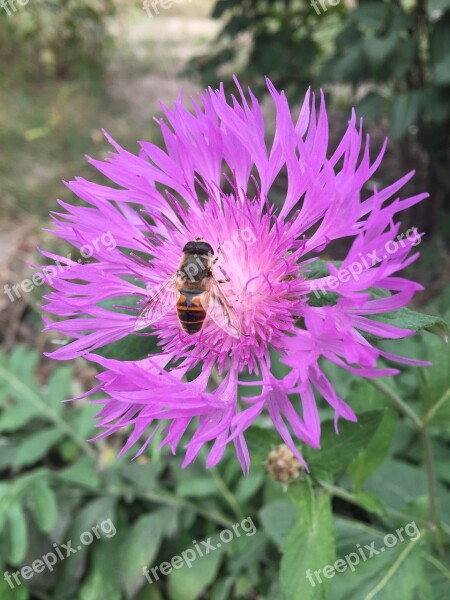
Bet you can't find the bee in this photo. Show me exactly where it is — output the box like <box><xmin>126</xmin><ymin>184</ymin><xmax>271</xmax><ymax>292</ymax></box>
<box><xmin>135</xmin><ymin>239</ymin><xmax>241</xmax><ymax>338</ymax></box>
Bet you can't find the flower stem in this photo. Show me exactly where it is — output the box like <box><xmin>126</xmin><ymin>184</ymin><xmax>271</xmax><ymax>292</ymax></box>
<box><xmin>368</xmin><ymin>378</ymin><xmax>422</xmax><ymax>429</ymax></box>
<box><xmin>209</xmin><ymin>465</ymin><xmax>245</xmax><ymax>522</ymax></box>
<box><xmin>368</xmin><ymin>378</ymin><xmax>443</xmax><ymax>554</ymax></box>
<box><xmin>316</xmin><ymin>479</ymin><xmax>432</xmax><ymax>529</ymax></box>
<box><xmin>103</xmin><ymin>486</ymin><xmax>234</xmax><ymax>528</ymax></box>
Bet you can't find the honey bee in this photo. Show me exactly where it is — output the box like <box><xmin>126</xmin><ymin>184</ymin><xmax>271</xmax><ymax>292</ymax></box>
<box><xmin>135</xmin><ymin>239</ymin><xmax>242</xmax><ymax>338</ymax></box>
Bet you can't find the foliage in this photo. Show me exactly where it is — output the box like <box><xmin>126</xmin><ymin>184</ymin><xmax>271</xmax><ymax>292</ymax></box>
<box><xmin>202</xmin><ymin>0</ymin><xmax>450</xmax><ymax>231</ymax></box>
<box><xmin>1</xmin><ymin>295</ymin><xmax>449</xmax><ymax>598</ymax></box>
<box><xmin>0</xmin><ymin>0</ymin><xmax>117</xmax><ymax>80</ymax></box>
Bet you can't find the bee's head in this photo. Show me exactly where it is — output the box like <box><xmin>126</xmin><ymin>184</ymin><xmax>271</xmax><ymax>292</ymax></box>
<box><xmin>183</xmin><ymin>240</ymin><xmax>214</xmax><ymax>256</ymax></box>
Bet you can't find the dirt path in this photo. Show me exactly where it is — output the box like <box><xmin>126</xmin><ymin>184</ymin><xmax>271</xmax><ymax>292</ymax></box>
<box><xmin>0</xmin><ymin>5</ymin><xmax>219</xmax><ymax>346</ymax></box>
<box><xmin>109</xmin><ymin>9</ymin><xmax>220</xmax><ymax>121</ymax></box>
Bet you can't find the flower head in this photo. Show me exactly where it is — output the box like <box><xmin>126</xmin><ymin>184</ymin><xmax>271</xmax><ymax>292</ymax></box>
<box><xmin>42</xmin><ymin>78</ymin><xmax>428</xmax><ymax>472</ymax></box>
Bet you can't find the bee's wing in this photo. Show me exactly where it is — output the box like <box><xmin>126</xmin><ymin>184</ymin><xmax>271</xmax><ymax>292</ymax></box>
<box><xmin>201</xmin><ymin>276</ymin><xmax>242</xmax><ymax>339</ymax></box>
<box><xmin>134</xmin><ymin>275</ymin><xmax>179</xmax><ymax>332</ymax></box>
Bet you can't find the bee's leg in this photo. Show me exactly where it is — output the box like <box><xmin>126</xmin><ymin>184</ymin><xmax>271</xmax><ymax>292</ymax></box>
<box><xmin>216</xmin><ymin>279</ymin><xmax>229</xmax><ymax>284</ymax></box>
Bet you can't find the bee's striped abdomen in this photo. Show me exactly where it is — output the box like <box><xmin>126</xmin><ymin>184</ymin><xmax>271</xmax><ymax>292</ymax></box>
<box><xmin>176</xmin><ymin>292</ymin><xmax>206</xmax><ymax>335</ymax></box>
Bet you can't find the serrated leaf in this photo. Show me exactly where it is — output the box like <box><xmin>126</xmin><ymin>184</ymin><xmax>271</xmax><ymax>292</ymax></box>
<box><xmin>368</xmin><ymin>292</ymin><xmax>449</xmax><ymax>341</ymax></box>
<box><xmin>280</xmin><ymin>480</ymin><xmax>335</xmax><ymax>600</ymax></box>
<box><xmin>304</xmin><ymin>411</ymin><xmax>386</xmax><ymax>476</ymax></box>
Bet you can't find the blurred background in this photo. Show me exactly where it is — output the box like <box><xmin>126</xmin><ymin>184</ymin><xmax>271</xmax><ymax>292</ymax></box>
<box><xmin>0</xmin><ymin>1</ymin><xmax>449</xmax><ymax>599</ymax></box>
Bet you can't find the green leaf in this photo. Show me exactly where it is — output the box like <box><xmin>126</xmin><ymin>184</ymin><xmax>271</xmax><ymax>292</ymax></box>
<box><xmin>245</xmin><ymin>426</ymin><xmax>279</xmax><ymax>467</ymax></box>
<box><xmin>424</xmin><ymin>554</ymin><xmax>450</xmax><ymax>595</ymax></box>
<box><xmin>357</xmin><ymin>91</ymin><xmax>383</xmax><ymax>123</ymax></box>
<box><xmin>235</xmin><ymin>471</ymin><xmax>264</xmax><ymax>504</ymax></box>
<box><xmin>428</xmin><ymin>0</ymin><xmax>450</xmax><ymax>13</ymax></box>
<box><xmin>177</xmin><ymin>477</ymin><xmax>218</xmax><ymax>498</ymax></box>
<box><xmin>367</xmin><ymin>458</ymin><xmax>450</xmax><ymax>530</ymax></box>
<box><xmin>368</xmin><ymin>292</ymin><xmax>449</xmax><ymax>342</ymax></box>
<box><xmin>329</xmin><ymin>527</ymin><xmax>431</xmax><ymax>600</ymax></box>
<box><xmin>259</xmin><ymin>500</ymin><xmax>298</xmax><ymax>546</ymax></box>
<box><xmin>53</xmin><ymin>497</ymin><xmax>117</xmax><ymax>598</ymax></box>
<box><xmin>28</xmin><ymin>479</ymin><xmax>58</xmax><ymax>533</ymax></box>
<box><xmin>331</xmin><ymin>45</ymin><xmax>367</xmax><ymax>83</ymax></box>
<box><xmin>0</xmin><ymin>469</ymin><xmax>49</xmax><ymax>530</ymax></box>
<box><xmin>390</xmin><ymin>91</ymin><xmax>422</xmax><ymax>140</ymax></box>
<box><xmin>280</xmin><ymin>480</ymin><xmax>335</xmax><ymax>600</ymax></box>
<box><xmin>363</xmin><ymin>33</ymin><xmax>398</xmax><ymax>69</ymax></box>
<box><xmin>135</xmin><ymin>586</ymin><xmax>165</xmax><ymax>600</ymax></box>
<box><xmin>390</xmin><ymin>38</ymin><xmax>416</xmax><ymax>78</ymax></box>
<box><xmin>79</xmin><ymin>538</ymin><xmax>122</xmax><ymax>600</ymax></box>
<box><xmin>12</xmin><ymin>428</ymin><xmax>64</xmax><ymax>469</ymax></box>
<box><xmin>210</xmin><ymin>577</ymin><xmax>235</xmax><ymax>600</ymax></box>
<box><xmin>349</xmin><ymin>409</ymin><xmax>398</xmax><ymax>492</ymax></box>
<box><xmin>167</xmin><ymin>543</ymin><xmax>224</xmax><ymax>600</ymax></box>
<box><xmin>0</xmin><ymin>351</ymin><xmax>95</xmax><ymax>458</ymax></box>
<box><xmin>354</xmin><ymin>491</ymin><xmax>389</xmax><ymax>518</ymax></box>
<box><xmin>121</xmin><ymin>508</ymin><xmax>177</xmax><ymax>599</ymax></box>
<box><xmin>57</xmin><ymin>456</ymin><xmax>101</xmax><ymax>489</ymax></box>
<box><xmin>430</xmin><ymin>13</ymin><xmax>450</xmax><ymax>85</ymax></box>
<box><xmin>352</xmin><ymin>3</ymin><xmax>390</xmax><ymax>29</ymax></box>
<box><xmin>5</xmin><ymin>503</ymin><xmax>28</xmax><ymax>565</ymax></box>
<box><xmin>0</xmin><ymin>577</ymin><xmax>29</xmax><ymax>600</ymax></box>
<box><xmin>420</xmin><ymin>320</ymin><xmax>450</xmax><ymax>428</ymax></box>
<box><xmin>423</xmin><ymin>85</ymin><xmax>450</xmax><ymax>123</ymax></box>
<box><xmin>120</xmin><ymin>460</ymin><xmax>164</xmax><ymax>493</ymax></box>
<box><xmin>46</xmin><ymin>365</ymin><xmax>74</xmax><ymax>415</ymax></box>
<box><xmin>304</xmin><ymin>410</ymin><xmax>386</xmax><ymax>477</ymax></box>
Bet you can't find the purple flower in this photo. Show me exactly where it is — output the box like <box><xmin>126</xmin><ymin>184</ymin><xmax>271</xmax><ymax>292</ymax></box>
<box><xmin>42</xmin><ymin>79</ymin><xmax>428</xmax><ymax>472</ymax></box>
